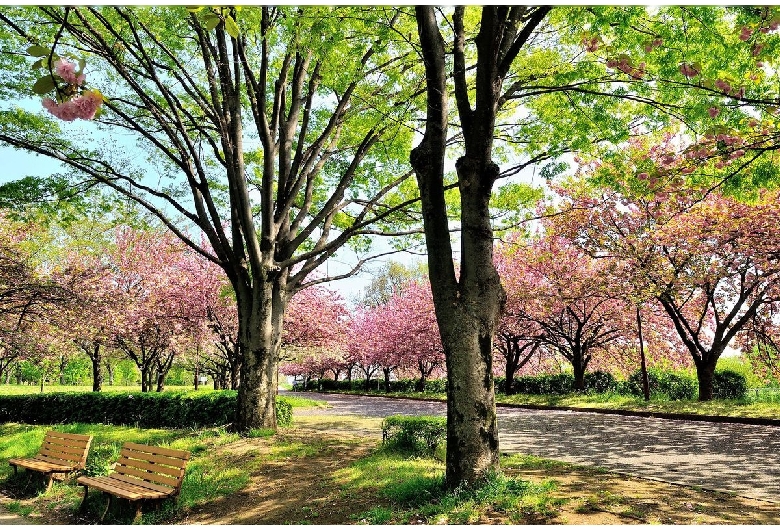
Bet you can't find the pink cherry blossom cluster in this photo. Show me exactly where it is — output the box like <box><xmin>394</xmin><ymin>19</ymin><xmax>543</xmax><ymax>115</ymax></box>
<box><xmin>42</xmin><ymin>90</ymin><xmax>103</xmax><ymax>121</ymax></box>
<box><xmin>643</xmin><ymin>38</ymin><xmax>663</xmax><ymax>53</ymax></box>
<box><xmin>54</xmin><ymin>58</ymin><xmax>86</xmax><ymax>86</ymax></box>
<box><xmin>581</xmin><ymin>35</ymin><xmax>599</xmax><ymax>52</ymax></box>
<box><xmin>40</xmin><ymin>58</ymin><xmax>103</xmax><ymax>121</ymax></box>
<box><xmin>606</xmin><ymin>56</ymin><xmax>645</xmax><ymax>79</ymax></box>
<box><xmin>714</xmin><ymin>78</ymin><xmax>745</xmax><ymax>99</ymax></box>
<box><xmin>679</xmin><ymin>63</ymin><xmax>699</xmax><ymax>78</ymax></box>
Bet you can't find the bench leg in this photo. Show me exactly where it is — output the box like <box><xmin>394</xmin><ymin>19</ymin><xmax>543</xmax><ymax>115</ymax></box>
<box><xmin>131</xmin><ymin>501</ymin><xmax>143</xmax><ymax>524</ymax></box>
<box><xmin>99</xmin><ymin>493</ymin><xmax>112</xmax><ymax>522</ymax></box>
<box><xmin>43</xmin><ymin>473</ymin><xmax>53</xmax><ymax>493</ymax></box>
<box><xmin>78</xmin><ymin>485</ymin><xmax>90</xmax><ymax>513</ymax></box>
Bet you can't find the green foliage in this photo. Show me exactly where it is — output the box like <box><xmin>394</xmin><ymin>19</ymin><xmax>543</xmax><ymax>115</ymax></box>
<box><xmin>382</xmin><ymin>415</ymin><xmax>446</xmax><ymax>457</ymax></box>
<box><xmin>627</xmin><ymin>368</ymin><xmax>698</xmax><ymax>400</ymax></box>
<box><xmin>0</xmin><ymin>391</ymin><xmax>294</xmax><ymax>429</ymax></box>
<box><xmin>713</xmin><ymin>369</ymin><xmax>748</xmax><ymax>400</ymax></box>
<box><xmin>513</xmin><ymin>374</ymin><xmax>576</xmax><ymax>395</ymax></box>
<box><xmin>716</xmin><ymin>356</ymin><xmax>763</xmax><ymax>388</ymax></box>
<box><xmin>584</xmin><ymin>371</ymin><xmax>618</xmax><ymax>394</ymax></box>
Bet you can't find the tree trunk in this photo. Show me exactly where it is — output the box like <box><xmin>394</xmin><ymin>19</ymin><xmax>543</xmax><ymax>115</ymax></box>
<box><xmin>636</xmin><ymin>307</ymin><xmax>650</xmax><ymax>401</ymax></box>
<box><xmin>105</xmin><ymin>360</ymin><xmax>114</xmax><ymax>386</ymax></box>
<box><xmin>59</xmin><ymin>355</ymin><xmax>67</xmax><ymax>386</ymax></box>
<box><xmin>696</xmin><ymin>358</ymin><xmax>718</xmax><ymax>401</ymax></box>
<box><xmin>234</xmin><ymin>278</ymin><xmax>286</xmax><ymax>432</ymax></box>
<box><xmin>504</xmin><ymin>363</ymin><xmax>516</xmax><ymax>396</ymax></box>
<box><xmin>572</xmin><ymin>360</ymin><xmax>586</xmax><ymax>392</ymax></box>
<box><xmin>91</xmin><ymin>345</ymin><xmax>103</xmax><ymax>392</ymax></box>
<box><xmin>383</xmin><ymin>367</ymin><xmax>392</xmax><ymax>392</ymax></box>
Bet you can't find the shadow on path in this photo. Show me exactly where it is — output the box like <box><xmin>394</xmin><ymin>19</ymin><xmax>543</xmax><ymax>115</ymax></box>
<box><xmin>290</xmin><ymin>391</ymin><xmax>780</xmax><ymax>502</ymax></box>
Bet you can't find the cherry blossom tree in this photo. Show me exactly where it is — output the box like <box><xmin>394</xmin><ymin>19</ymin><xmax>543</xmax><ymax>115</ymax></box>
<box><xmin>498</xmin><ymin>233</ymin><xmax>635</xmax><ymax>391</ymax></box>
<box><xmin>563</xmin><ymin>182</ymin><xmax>780</xmax><ymax>400</ymax></box>
<box><xmin>108</xmin><ymin>226</ymin><xmax>208</xmax><ymax>391</ymax></box>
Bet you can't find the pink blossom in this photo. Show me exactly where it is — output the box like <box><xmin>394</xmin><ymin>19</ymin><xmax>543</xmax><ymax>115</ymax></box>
<box><xmin>730</xmin><ymin>149</ymin><xmax>745</xmax><ymax>159</ymax></box>
<box><xmin>679</xmin><ymin>63</ymin><xmax>699</xmax><ymax>78</ymax></box>
<box><xmin>708</xmin><ymin>107</ymin><xmax>720</xmax><ymax>118</ymax></box>
<box><xmin>739</xmin><ymin>26</ymin><xmax>753</xmax><ymax>41</ymax></box>
<box><xmin>582</xmin><ymin>36</ymin><xmax>599</xmax><ymax>53</ymax></box>
<box><xmin>753</xmin><ymin>43</ymin><xmax>764</xmax><ymax>56</ymax></box>
<box><xmin>714</xmin><ymin>79</ymin><xmax>731</xmax><ymax>94</ymax></box>
<box><xmin>42</xmin><ymin>89</ymin><xmax>103</xmax><ymax>121</ymax></box>
<box><xmin>54</xmin><ymin>58</ymin><xmax>86</xmax><ymax>86</ymax></box>
<box><xmin>637</xmin><ymin>172</ymin><xmax>649</xmax><ymax>180</ymax></box>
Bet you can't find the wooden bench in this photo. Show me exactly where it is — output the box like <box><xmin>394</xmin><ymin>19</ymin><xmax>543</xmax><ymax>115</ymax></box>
<box><xmin>77</xmin><ymin>442</ymin><xmax>190</xmax><ymax>522</ymax></box>
<box><xmin>8</xmin><ymin>430</ymin><xmax>93</xmax><ymax>492</ymax></box>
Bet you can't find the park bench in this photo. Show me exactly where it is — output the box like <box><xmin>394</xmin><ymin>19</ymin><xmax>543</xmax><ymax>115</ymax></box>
<box><xmin>77</xmin><ymin>442</ymin><xmax>190</xmax><ymax>522</ymax></box>
<box><xmin>8</xmin><ymin>430</ymin><xmax>93</xmax><ymax>492</ymax></box>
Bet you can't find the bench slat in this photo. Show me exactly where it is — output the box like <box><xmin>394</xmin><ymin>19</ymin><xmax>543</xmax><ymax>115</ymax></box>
<box><xmin>100</xmin><ymin>472</ymin><xmax>177</xmax><ymax>495</ymax></box>
<box><xmin>116</xmin><ymin>456</ymin><xmax>184</xmax><ymax>479</ymax></box>
<box><xmin>123</xmin><ymin>442</ymin><xmax>190</xmax><ymax>460</ymax></box>
<box><xmin>114</xmin><ymin>463</ymin><xmax>182</xmax><ymax>488</ymax></box>
<box><xmin>39</xmin><ymin>447</ymin><xmax>84</xmax><ymax>462</ymax></box>
<box><xmin>43</xmin><ymin>438</ymin><xmax>90</xmax><ymax>453</ymax></box>
<box><xmin>31</xmin><ymin>455</ymin><xmax>77</xmax><ymax>467</ymax></box>
<box><xmin>45</xmin><ymin>431</ymin><xmax>92</xmax><ymax>442</ymax></box>
<box><xmin>78</xmin><ymin>476</ymin><xmax>169</xmax><ymax>500</ymax></box>
<box><xmin>121</xmin><ymin>448</ymin><xmax>188</xmax><ymax>469</ymax></box>
<box><xmin>9</xmin><ymin>457</ymin><xmax>73</xmax><ymax>473</ymax></box>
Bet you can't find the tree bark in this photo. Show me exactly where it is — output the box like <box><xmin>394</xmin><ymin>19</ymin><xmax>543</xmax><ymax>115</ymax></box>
<box><xmin>234</xmin><ymin>277</ymin><xmax>286</xmax><ymax>432</ymax></box>
<box><xmin>695</xmin><ymin>357</ymin><xmax>718</xmax><ymax>401</ymax></box>
<box><xmin>91</xmin><ymin>345</ymin><xmax>103</xmax><ymax>392</ymax></box>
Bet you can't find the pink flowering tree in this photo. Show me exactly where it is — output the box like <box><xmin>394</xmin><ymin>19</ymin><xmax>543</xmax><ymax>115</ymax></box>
<box><xmin>278</xmin><ymin>284</ymin><xmax>349</xmax><ymax>388</ymax></box>
<box><xmin>562</xmin><ymin>180</ymin><xmax>780</xmax><ymax>400</ymax></box>
<box><xmin>108</xmin><ymin>226</ymin><xmax>208</xmax><ymax>392</ymax></box>
<box><xmin>499</xmin><ymin>231</ymin><xmax>636</xmax><ymax>391</ymax></box>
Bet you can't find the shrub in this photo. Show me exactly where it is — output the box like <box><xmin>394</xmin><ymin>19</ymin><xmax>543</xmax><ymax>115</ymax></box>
<box><xmin>514</xmin><ymin>374</ymin><xmax>575</xmax><ymax>395</ymax></box>
<box><xmin>382</xmin><ymin>415</ymin><xmax>446</xmax><ymax>457</ymax></box>
<box><xmin>713</xmin><ymin>369</ymin><xmax>748</xmax><ymax>400</ymax></box>
<box><xmin>626</xmin><ymin>368</ymin><xmax>697</xmax><ymax>400</ymax></box>
<box><xmin>583</xmin><ymin>371</ymin><xmax>617</xmax><ymax>393</ymax></box>
<box><xmin>0</xmin><ymin>391</ymin><xmax>293</xmax><ymax>429</ymax></box>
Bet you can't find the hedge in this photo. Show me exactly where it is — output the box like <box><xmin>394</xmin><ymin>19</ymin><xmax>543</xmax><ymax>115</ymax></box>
<box><xmin>382</xmin><ymin>414</ymin><xmax>446</xmax><ymax>456</ymax></box>
<box><xmin>0</xmin><ymin>390</ymin><xmax>293</xmax><ymax>429</ymax></box>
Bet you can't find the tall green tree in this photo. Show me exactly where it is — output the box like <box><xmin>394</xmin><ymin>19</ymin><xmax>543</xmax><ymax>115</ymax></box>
<box><xmin>0</xmin><ymin>6</ymin><xmax>421</xmax><ymax>430</ymax></box>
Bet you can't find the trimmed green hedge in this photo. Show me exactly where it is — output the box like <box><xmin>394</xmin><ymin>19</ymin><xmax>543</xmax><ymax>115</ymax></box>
<box><xmin>0</xmin><ymin>390</ymin><xmax>293</xmax><ymax>429</ymax></box>
<box><xmin>382</xmin><ymin>414</ymin><xmax>446</xmax><ymax>456</ymax></box>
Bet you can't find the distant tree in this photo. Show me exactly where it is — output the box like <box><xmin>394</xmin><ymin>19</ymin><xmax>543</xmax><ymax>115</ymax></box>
<box><xmin>564</xmin><ymin>183</ymin><xmax>780</xmax><ymax>400</ymax></box>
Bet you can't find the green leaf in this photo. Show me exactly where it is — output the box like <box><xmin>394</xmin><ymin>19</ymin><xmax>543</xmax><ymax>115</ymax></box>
<box><xmin>31</xmin><ymin>58</ymin><xmax>43</xmax><ymax>70</ymax></box>
<box><xmin>203</xmin><ymin>14</ymin><xmax>220</xmax><ymax>31</ymax></box>
<box><xmin>31</xmin><ymin>75</ymin><xmax>56</xmax><ymax>95</ymax></box>
<box><xmin>224</xmin><ymin>15</ymin><xmax>240</xmax><ymax>39</ymax></box>
<box><xmin>26</xmin><ymin>45</ymin><xmax>50</xmax><ymax>57</ymax></box>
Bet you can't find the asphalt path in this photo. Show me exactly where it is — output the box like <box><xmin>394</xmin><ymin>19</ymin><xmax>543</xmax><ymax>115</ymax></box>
<box><xmin>288</xmin><ymin>391</ymin><xmax>780</xmax><ymax>502</ymax></box>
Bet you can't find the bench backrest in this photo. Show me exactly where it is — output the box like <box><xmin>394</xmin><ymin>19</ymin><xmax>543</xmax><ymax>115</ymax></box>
<box><xmin>37</xmin><ymin>430</ymin><xmax>93</xmax><ymax>470</ymax></box>
<box><xmin>114</xmin><ymin>442</ymin><xmax>191</xmax><ymax>494</ymax></box>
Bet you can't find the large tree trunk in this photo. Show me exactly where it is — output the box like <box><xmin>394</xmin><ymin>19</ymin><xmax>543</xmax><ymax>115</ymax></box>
<box><xmin>234</xmin><ymin>278</ymin><xmax>286</xmax><ymax>432</ymax></box>
<box><xmin>411</xmin><ymin>6</ymin><xmax>511</xmax><ymax>490</ymax></box>
<box><xmin>695</xmin><ymin>356</ymin><xmax>719</xmax><ymax>401</ymax></box>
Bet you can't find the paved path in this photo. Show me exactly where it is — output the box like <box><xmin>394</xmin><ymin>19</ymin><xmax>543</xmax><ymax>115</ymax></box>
<box><xmin>289</xmin><ymin>392</ymin><xmax>780</xmax><ymax>502</ymax></box>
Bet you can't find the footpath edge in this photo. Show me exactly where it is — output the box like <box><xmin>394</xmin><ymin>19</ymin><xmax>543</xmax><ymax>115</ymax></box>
<box><xmin>307</xmin><ymin>390</ymin><xmax>780</xmax><ymax>427</ymax></box>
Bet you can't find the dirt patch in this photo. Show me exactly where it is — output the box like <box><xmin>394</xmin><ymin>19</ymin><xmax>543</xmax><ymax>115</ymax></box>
<box><xmin>177</xmin><ymin>426</ymin><xmax>381</xmax><ymax>525</ymax></box>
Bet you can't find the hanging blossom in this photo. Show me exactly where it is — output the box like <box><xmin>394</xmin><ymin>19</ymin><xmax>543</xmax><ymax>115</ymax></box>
<box><xmin>41</xmin><ymin>58</ymin><xmax>102</xmax><ymax>121</ymax></box>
